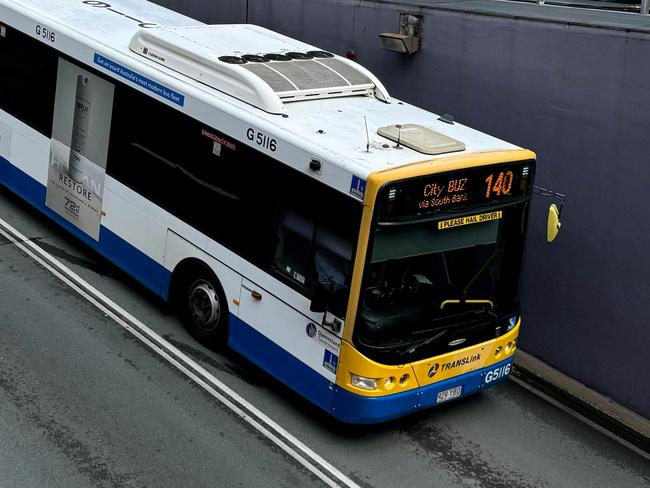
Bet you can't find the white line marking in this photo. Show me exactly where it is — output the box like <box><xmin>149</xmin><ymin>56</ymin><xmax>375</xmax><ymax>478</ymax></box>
<box><xmin>0</xmin><ymin>217</ymin><xmax>360</xmax><ymax>488</ymax></box>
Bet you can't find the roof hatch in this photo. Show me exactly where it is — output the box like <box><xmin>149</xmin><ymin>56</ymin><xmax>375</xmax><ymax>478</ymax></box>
<box><xmin>129</xmin><ymin>24</ymin><xmax>391</xmax><ymax>114</ymax></box>
<box><xmin>377</xmin><ymin>124</ymin><xmax>465</xmax><ymax>155</ymax></box>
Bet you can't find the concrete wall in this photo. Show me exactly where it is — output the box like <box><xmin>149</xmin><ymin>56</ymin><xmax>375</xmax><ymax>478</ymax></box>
<box><xmin>151</xmin><ymin>0</ymin><xmax>650</xmax><ymax>419</ymax></box>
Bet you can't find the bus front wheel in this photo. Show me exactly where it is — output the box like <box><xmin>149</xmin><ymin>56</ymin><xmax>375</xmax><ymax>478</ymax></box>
<box><xmin>177</xmin><ymin>268</ymin><xmax>229</xmax><ymax>347</ymax></box>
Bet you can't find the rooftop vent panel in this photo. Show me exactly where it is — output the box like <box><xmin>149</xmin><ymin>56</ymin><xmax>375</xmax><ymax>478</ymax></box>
<box><xmin>241</xmin><ymin>63</ymin><xmax>296</xmax><ymax>92</ymax></box>
<box><xmin>271</xmin><ymin>60</ymin><xmax>349</xmax><ymax>90</ymax></box>
<box><xmin>129</xmin><ymin>24</ymin><xmax>391</xmax><ymax>113</ymax></box>
<box><xmin>318</xmin><ymin>58</ymin><xmax>372</xmax><ymax>86</ymax></box>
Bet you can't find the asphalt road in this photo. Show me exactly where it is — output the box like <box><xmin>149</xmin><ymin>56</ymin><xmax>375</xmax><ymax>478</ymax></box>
<box><xmin>1</xmin><ymin>185</ymin><xmax>649</xmax><ymax>488</ymax></box>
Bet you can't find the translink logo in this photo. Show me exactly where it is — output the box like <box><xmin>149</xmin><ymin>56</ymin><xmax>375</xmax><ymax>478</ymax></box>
<box><xmin>428</xmin><ymin>353</ymin><xmax>482</xmax><ymax>378</ymax></box>
<box><xmin>428</xmin><ymin>363</ymin><xmax>440</xmax><ymax>378</ymax></box>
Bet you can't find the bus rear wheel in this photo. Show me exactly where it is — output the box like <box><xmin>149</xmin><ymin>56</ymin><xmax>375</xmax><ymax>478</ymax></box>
<box><xmin>177</xmin><ymin>269</ymin><xmax>229</xmax><ymax>347</ymax></box>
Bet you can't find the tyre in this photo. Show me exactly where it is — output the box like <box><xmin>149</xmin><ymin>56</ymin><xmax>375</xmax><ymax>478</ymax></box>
<box><xmin>177</xmin><ymin>268</ymin><xmax>229</xmax><ymax>347</ymax></box>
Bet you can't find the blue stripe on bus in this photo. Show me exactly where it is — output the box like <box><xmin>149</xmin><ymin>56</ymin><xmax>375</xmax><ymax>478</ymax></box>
<box><xmin>228</xmin><ymin>315</ymin><xmax>335</xmax><ymax>414</ymax></box>
<box><xmin>0</xmin><ymin>155</ymin><xmax>170</xmax><ymax>298</ymax></box>
<box><xmin>331</xmin><ymin>357</ymin><xmax>515</xmax><ymax>424</ymax></box>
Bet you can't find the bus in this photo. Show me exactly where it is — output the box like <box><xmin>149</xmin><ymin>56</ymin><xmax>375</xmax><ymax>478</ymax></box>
<box><xmin>0</xmin><ymin>0</ymin><xmax>537</xmax><ymax>423</ymax></box>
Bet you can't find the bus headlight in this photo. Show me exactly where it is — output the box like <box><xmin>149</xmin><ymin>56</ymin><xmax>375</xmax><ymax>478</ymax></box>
<box><xmin>351</xmin><ymin>374</ymin><xmax>379</xmax><ymax>390</ymax></box>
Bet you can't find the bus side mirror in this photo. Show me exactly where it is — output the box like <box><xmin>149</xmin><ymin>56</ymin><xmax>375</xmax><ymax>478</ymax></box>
<box><xmin>533</xmin><ymin>186</ymin><xmax>565</xmax><ymax>244</ymax></box>
<box><xmin>547</xmin><ymin>203</ymin><xmax>561</xmax><ymax>243</ymax></box>
<box><xmin>310</xmin><ymin>280</ymin><xmax>334</xmax><ymax>313</ymax></box>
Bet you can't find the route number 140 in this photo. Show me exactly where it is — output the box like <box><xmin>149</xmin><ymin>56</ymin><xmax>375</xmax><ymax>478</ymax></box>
<box><xmin>485</xmin><ymin>171</ymin><xmax>514</xmax><ymax>198</ymax></box>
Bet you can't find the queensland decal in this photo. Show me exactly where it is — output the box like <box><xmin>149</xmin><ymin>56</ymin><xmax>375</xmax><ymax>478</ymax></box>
<box><xmin>46</xmin><ymin>58</ymin><xmax>114</xmax><ymax>240</ymax></box>
<box><xmin>306</xmin><ymin>322</ymin><xmax>340</xmax><ymax>353</ymax></box>
<box><xmin>438</xmin><ymin>211</ymin><xmax>502</xmax><ymax>230</ymax></box>
<box><xmin>305</xmin><ymin>322</ymin><xmax>317</xmax><ymax>338</ymax></box>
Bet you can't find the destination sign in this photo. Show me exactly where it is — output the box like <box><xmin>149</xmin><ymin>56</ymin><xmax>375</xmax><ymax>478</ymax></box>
<box><xmin>378</xmin><ymin>161</ymin><xmax>533</xmax><ymax>221</ymax></box>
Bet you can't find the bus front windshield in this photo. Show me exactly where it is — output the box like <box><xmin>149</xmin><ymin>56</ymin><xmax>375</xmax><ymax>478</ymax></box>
<box><xmin>354</xmin><ymin>202</ymin><xmax>528</xmax><ymax>365</ymax></box>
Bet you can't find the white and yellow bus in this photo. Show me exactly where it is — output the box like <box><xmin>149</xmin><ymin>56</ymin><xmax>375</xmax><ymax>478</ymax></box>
<box><xmin>0</xmin><ymin>0</ymin><xmax>536</xmax><ymax>423</ymax></box>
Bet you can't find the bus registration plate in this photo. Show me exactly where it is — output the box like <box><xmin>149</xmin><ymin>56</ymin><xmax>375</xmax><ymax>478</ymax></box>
<box><xmin>436</xmin><ymin>386</ymin><xmax>462</xmax><ymax>403</ymax></box>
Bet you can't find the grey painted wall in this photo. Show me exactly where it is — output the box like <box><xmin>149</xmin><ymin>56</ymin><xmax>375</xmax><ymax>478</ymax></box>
<box><xmin>151</xmin><ymin>0</ymin><xmax>650</xmax><ymax>419</ymax></box>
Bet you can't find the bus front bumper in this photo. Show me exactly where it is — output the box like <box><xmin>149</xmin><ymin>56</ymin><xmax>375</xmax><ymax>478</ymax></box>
<box><xmin>331</xmin><ymin>356</ymin><xmax>514</xmax><ymax>424</ymax></box>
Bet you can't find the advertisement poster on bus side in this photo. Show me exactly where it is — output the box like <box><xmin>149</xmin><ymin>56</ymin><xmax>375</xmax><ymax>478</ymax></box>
<box><xmin>46</xmin><ymin>58</ymin><xmax>115</xmax><ymax>241</ymax></box>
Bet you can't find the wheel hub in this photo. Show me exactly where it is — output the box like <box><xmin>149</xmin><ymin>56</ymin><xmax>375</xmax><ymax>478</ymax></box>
<box><xmin>188</xmin><ymin>280</ymin><xmax>220</xmax><ymax>331</ymax></box>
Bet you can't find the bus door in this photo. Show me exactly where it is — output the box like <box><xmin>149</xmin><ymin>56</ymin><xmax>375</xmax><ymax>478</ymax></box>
<box><xmin>235</xmin><ymin>278</ymin><xmax>341</xmax><ymax>413</ymax></box>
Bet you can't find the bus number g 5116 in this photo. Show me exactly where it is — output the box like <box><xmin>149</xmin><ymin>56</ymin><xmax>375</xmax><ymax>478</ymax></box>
<box><xmin>484</xmin><ymin>363</ymin><xmax>511</xmax><ymax>384</ymax></box>
<box><xmin>247</xmin><ymin>128</ymin><xmax>277</xmax><ymax>152</ymax></box>
<box><xmin>35</xmin><ymin>25</ymin><xmax>56</xmax><ymax>43</ymax></box>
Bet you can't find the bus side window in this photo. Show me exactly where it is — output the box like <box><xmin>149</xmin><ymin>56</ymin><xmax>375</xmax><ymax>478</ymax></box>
<box><xmin>0</xmin><ymin>25</ymin><xmax>57</xmax><ymax>137</ymax></box>
<box><xmin>273</xmin><ymin>210</ymin><xmax>314</xmax><ymax>288</ymax></box>
<box><xmin>314</xmin><ymin>227</ymin><xmax>354</xmax><ymax>317</ymax></box>
<box><xmin>314</xmin><ymin>226</ymin><xmax>353</xmax><ymax>288</ymax></box>
<box><xmin>273</xmin><ymin>209</ymin><xmax>353</xmax><ymax>316</ymax></box>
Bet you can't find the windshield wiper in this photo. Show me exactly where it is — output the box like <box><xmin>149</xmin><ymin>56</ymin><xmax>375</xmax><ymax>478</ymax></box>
<box><xmin>430</xmin><ymin>304</ymin><xmax>498</xmax><ymax>327</ymax></box>
<box><xmin>400</xmin><ymin>330</ymin><xmax>447</xmax><ymax>356</ymax></box>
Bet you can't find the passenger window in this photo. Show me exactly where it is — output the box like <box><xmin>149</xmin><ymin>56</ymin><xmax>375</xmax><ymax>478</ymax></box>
<box><xmin>273</xmin><ymin>209</ymin><xmax>354</xmax><ymax>316</ymax></box>
<box><xmin>314</xmin><ymin>226</ymin><xmax>353</xmax><ymax>288</ymax></box>
<box><xmin>274</xmin><ymin>211</ymin><xmax>314</xmax><ymax>287</ymax></box>
<box><xmin>0</xmin><ymin>25</ymin><xmax>57</xmax><ymax>136</ymax></box>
